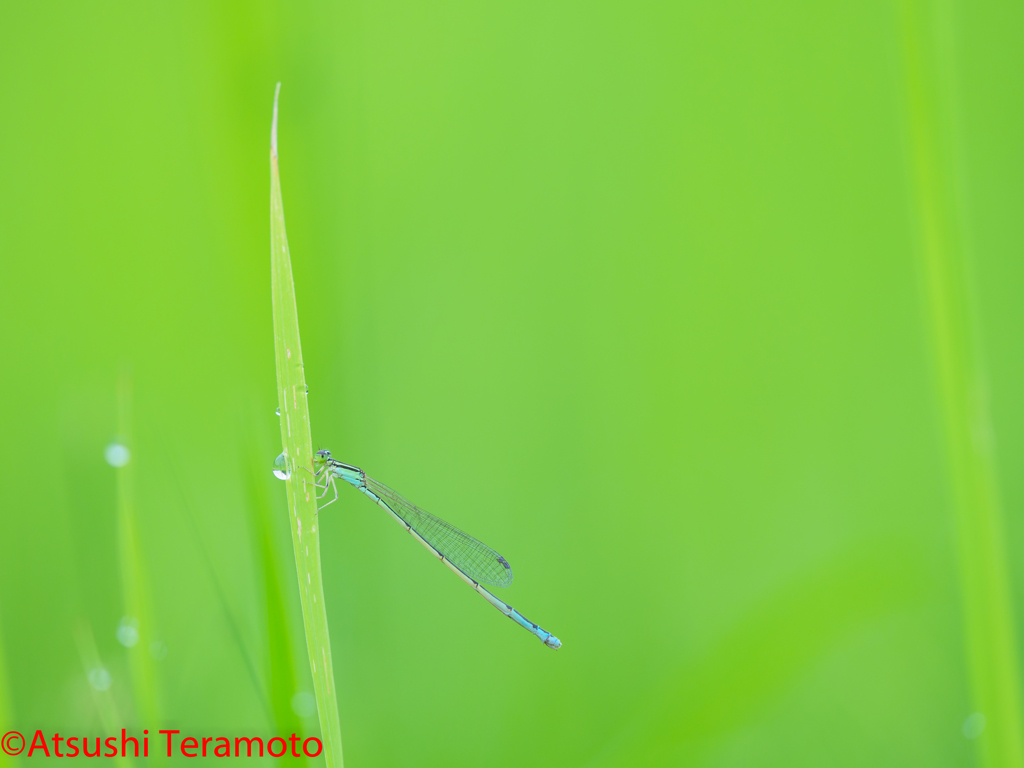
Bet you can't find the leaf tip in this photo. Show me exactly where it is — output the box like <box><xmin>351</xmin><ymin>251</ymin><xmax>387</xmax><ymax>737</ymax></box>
<box><xmin>271</xmin><ymin>82</ymin><xmax>282</xmax><ymax>159</ymax></box>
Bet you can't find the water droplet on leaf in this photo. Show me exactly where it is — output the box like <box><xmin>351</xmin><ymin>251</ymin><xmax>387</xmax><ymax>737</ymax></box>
<box><xmin>292</xmin><ymin>691</ymin><xmax>317</xmax><ymax>718</ymax></box>
<box><xmin>116</xmin><ymin>616</ymin><xmax>139</xmax><ymax>648</ymax></box>
<box><xmin>273</xmin><ymin>453</ymin><xmax>291</xmax><ymax>480</ymax></box>
<box><xmin>87</xmin><ymin>667</ymin><xmax>112</xmax><ymax>692</ymax></box>
<box><xmin>963</xmin><ymin>712</ymin><xmax>986</xmax><ymax>739</ymax></box>
<box><xmin>104</xmin><ymin>443</ymin><xmax>130</xmax><ymax>467</ymax></box>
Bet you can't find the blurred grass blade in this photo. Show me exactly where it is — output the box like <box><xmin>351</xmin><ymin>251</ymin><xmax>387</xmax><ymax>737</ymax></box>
<box><xmin>586</xmin><ymin>542</ymin><xmax>928</xmax><ymax>767</ymax></box>
<box><xmin>898</xmin><ymin>1</ymin><xmax>1024</xmax><ymax>765</ymax></box>
<box><xmin>242</xmin><ymin>426</ymin><xmax>306</xmax><ymax>767</ymax></box>
<box><xmin>74</xmin><ymin>621</ymin><xmax>134</xmax><ymax>768</ymax></box>
<box><xmin>0</xmin><ymin>592</ymin><xmax>14</xmax><ymax>768</ymax></box>
<box><xmin>270</xmin><ymin>83</ymin><xmax>344</xmax><ymax>768</ymax></box>
<box><xmin>113</xmin><ymin>367</ymin><xmax>162</xmax><ymax>728</ymax></box>
<box><xmin>161</xmin><ymin>440</ymin><xmax>273</xmax><ymax>726</ymax></box>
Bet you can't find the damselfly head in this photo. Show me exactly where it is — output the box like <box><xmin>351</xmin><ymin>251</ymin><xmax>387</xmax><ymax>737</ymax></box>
<box><xmin>312</xmin><ymin>449</ymin><xmax>334</xmax><ymax>469</ymax></box>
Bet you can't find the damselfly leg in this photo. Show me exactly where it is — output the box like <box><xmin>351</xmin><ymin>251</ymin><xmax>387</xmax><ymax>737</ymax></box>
<box><xmin>299</xmin><ymin>464</ymin><xmax>337</xmax><ymax>507</ymax></box>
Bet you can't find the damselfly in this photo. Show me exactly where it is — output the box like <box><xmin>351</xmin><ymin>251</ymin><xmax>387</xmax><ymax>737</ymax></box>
<box><xmin>308</xmin><ymin>449</ymin><xmax>561</xmax><ymax>649</ymax></box>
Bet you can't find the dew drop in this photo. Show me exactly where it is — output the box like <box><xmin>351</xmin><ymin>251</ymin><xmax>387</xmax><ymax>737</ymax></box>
<box><xmin>116</xmin><ymin>616</ymin><xmax>139</xmax><ymax>648</ymax></box>
<box><xmin>273</xmin><ymin>452</ymin><xmax>291</xmax><ymax>480</ymax></box>
<box><xmin>149</xmin><ymin>640</ymin><xmax>168</xmax><ymax>660</ymax></box>
<box><xmin>275</xmin><ymin>407</ymin><xmax>281</xmax><ymax>416</ymax></box>
<box><xmin>292</xmin><ymin>691</ymin><xmax>317</xmax><ymax>718</ymax></box>
<box><xmin>104</xmin><ymin>443</ymin><xmax>130</xmax><ymax>468</ymax></box>
<box><xmin>963</xmin><ymin>712</ymin><xmax>986</xmax><ymax>739</ymax></box>
<box><xmin>87</xmin><ymin>667</ymin><xmax>112</xmax><ymax>692</ymax></box>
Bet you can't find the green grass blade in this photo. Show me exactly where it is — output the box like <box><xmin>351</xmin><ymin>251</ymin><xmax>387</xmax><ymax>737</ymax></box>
<box><xmin>242</xmin><ymin>429</ymin><xmax>306</xmax><ymax>767</ymax></box>
<box><xmin>113</xmin><ymin>368</ymin><xmax>162</xmax><ymax>728</ymax></box>
<box><xmin>898</xmin><ymin>1</ymin><xmax>1024</xmax><ymax>764</ymax></box>
<box><xmin>0</xmin><ymin>591</ymin><xmax>15</xmax><ymax>768</ymax></box>
<box><xmin>74</xmin><ymin>621</ymin><xmax>134</xmax><ymax>768</ymax></box>
<box><xmin>270</xmin><ymin>83</ymin><xmax>344</xmax><ymax>768</ymax></box>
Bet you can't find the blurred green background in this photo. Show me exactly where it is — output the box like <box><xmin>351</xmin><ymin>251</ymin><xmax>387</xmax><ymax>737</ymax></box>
<box><xmin>2</xmin><ymin>1</ymin><xmax>1023</xmax><ymax>766</ymax></box>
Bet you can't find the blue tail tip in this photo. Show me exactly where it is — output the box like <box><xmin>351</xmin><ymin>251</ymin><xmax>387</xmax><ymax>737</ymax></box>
<box><xmin>545</xmin><ymin>635</ymin><xmax>562</xmax><ymax>650</ymax></box>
